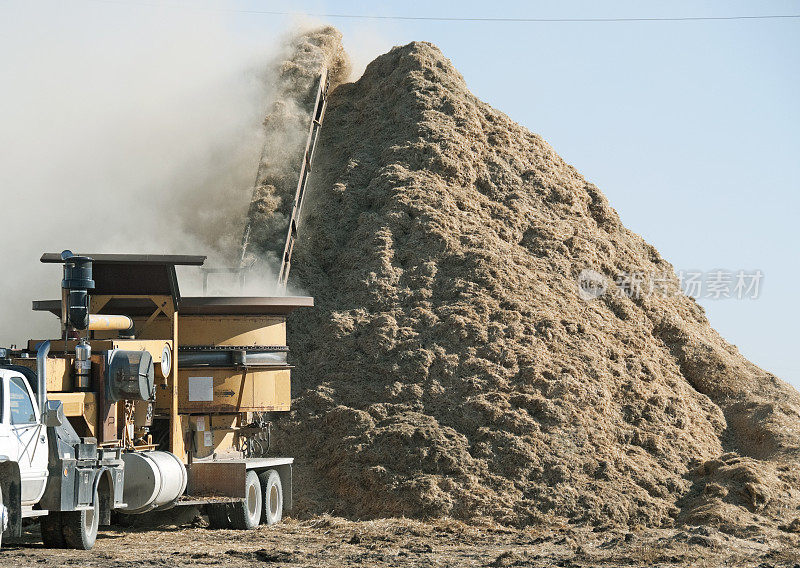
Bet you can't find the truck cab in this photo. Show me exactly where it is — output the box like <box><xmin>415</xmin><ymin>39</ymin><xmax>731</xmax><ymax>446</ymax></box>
<box><xmin>0</xmin><ymin>346</ymin><xmax>125</xmax><ymax>551</ymax></box>
<box><xmin>0</xmin><ymin>368</ymin><xmax>49</xmax><ymax>507</ymax></box>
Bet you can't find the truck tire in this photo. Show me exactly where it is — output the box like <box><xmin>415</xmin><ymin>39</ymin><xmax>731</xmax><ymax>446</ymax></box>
<box><xmin>61</xmin><ymin>498</ymin><xmax>99</xmax><ymax>550</ymax></box>
<box><xmin>40</xmin><ymin>512</ymin><xmax>67</xmax><ymax>548</ymax></box>
<box><xmin>206</xmin><ymin>504</ymin><xmax>231</xmax><ymax>529</ymax></box>
<box><xmin>259</xmin><ymin>469</ymin><xmax>283</xmax><ymax>525</ymax></box>
<box><xmin>228</xmin><ymin>470</ymin><xmax>261</xmax><ymax>530</ymax></box>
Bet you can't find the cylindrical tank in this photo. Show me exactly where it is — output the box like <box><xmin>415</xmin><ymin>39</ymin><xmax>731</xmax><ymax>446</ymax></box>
<box><xmin>121</xmin><ymin>451</ymin><xmax>187</xmax><ymax>514</ymax></box>
<box><xmin>74</xmin><ymin>339</ymin><xmax>92</xmax><ymax>391</ymax></box>
<box><xmin>61</xmin><ymin>253</ymin><xmax>94</xmax><ymax>331</ymax></box>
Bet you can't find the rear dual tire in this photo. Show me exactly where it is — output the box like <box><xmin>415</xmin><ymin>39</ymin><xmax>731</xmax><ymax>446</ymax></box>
<box><xmin>206</xmin><ymin>469</ymin><xmax>282</xmax><ymax>529</ymax></box>
<box><xmin>207</xmin><ymin>470</ymin><xmax>261</xmax><ymax>530</ymax></box>
<box><xmin>41</xmin><ymin>498</ymin><xmax>99</xmax><ymax>550</ymax></box>
<box><xmin>229</xmin><ymin>470</ymin><xmax>262</xmax><ymax>529</ymax></box>
<box><xmin>259</xmin><ymin>470</ymin><xmax>282</xmax><ymax>526</ymax></box>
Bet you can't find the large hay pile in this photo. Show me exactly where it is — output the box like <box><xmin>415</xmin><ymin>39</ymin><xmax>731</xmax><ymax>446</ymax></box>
<box><xmin>260</xmin><ymin>32</ymin><xmax>800</xmax><ymax>535</ymax></box>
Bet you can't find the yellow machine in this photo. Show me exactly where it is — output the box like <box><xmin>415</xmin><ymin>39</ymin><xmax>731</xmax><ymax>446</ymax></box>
<box><xmin>3</xmin><ymin>251</ymin><xmax>312</xmax><ymax>534</ymax></box>
<box><xmin>0</xmin><ymin>70</ymin><xmax>329</xmax><ymax>550</ymax></box>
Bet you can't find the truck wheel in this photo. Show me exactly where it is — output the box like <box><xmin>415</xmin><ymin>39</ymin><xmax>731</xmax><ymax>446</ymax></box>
<box><xmin>229</xmin><ymin>470</ymin><xmax>262</xmax><ymax>530</ymax></box>
<box><xmin>61</xmin><ymin>498</ymin><xmax>99</xmax><ymax>550</ymax></box>
<box><xmin>40</xmin><ymin>512</ymin><xmax>67</xmax><ymax>548</ymax></box>
<box><xmin>206</xmin><ymin>504</ymin><xmax>231</xmax><ymax>528</ymax></box>
<box><xmin>259</xmin><ymin>469</ymin><xmax>283</xmax><ymax>525</ymax></box>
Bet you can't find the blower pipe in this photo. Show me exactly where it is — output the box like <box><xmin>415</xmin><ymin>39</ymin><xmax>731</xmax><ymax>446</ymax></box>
<box><xmin>87</xmin><ymin>314</ymin><xmax>134</xmax><ymax>332</ymax></box>
<box><xmin>60</xmin><ymin>250</ymin><xmax>134</xmax><ymax>335</ymax></box>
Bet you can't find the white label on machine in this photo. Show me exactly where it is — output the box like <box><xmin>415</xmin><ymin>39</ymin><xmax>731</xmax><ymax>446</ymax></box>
<box><xmin>203</xmin><ymin>431</ymin><xmax>213</xmax><ymax>447</ymax></box>
<box><xmin>188</xmin><ymin>377</ymin><xmax>214</xmax><ymax>402</ymax></box>
<box><xmin>195</xmin><ymin>416</ymin><xmax>205</xmax><ymax>431</ymax></box>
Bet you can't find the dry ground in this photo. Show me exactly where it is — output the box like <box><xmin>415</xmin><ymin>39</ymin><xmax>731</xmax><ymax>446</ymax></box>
<box><xmin>1</xmin><ymin>514</ymin><xmax>799</xmax><ymax>568</ymax></box>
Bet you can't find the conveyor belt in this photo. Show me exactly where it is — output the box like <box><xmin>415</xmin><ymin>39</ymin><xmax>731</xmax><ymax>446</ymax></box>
<box><xmin>239</xmin><ymin>68</ymin><xmax>329</xmax><ymax>291</ymax></box>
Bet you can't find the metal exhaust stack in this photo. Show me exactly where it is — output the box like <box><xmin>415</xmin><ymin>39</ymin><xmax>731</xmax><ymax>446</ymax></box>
<box><xmin>35</xmin><ymin>340</ymin><xmax>50</xmax><ymax>415</ymax></box>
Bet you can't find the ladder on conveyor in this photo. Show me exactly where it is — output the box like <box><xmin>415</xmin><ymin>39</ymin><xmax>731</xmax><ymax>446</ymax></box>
<box><xmin>238</xmin><ymin>67</ymin><xmax>329</xmax><ymax>291</ymax></box>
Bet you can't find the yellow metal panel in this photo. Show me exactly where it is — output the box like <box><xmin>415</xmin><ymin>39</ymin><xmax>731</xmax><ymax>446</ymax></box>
<box><xmin>155</xmin><ymin>368</ymin><xmax>291</xmax><ymax>414</ymax></box>
<box><xmin>49</xmin><ymin>392</ymin><xmax>97</xmax><ymax>436</ymax></box>
<box><xmin>275</xmin><ymin>371</ymin><xmax>291</xmax><ymax>406</ymax></box>
<box><xmin>108</xmin><ymin>340</ymin><xmax>171</xmax><ymax>363</ymax></box>
<box><xmin>169</xmin><ymin>312</ymin><xmax>183</xmax><ymax>459</ymax></box>
<box><xmin>13</xmin><ymin>356</ymin><xmax>72</xmax><ymax>392</ymax></box>
<box><xmin>209</xmin><ymin>414</ymin><xmax>238</xmax><ymax>456</ymax></box>
<box><xmin>133</xmin><ymin>316</ymin><xmax>286</xmax><ymax>346</ymax></box>
<box><xmin>188</xmin><ymin>414</ymin><xmax>239</xmax><ymax>459</ymax></box>
<box><xmin>178</xmin><ymin>316</ymin><xmax>286</xmax><ymax>346</ymax></box>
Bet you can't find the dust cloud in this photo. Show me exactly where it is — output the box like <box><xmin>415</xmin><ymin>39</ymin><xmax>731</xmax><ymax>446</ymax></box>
<box><xmin>0</xmin><ymin>4</ymin><xmax>343</xmax><ymax>344</ymax></box>
<box><xmin>240</xmin><ymin>26</ymin><xmax>350</xmax><ymax>274</ymax></box>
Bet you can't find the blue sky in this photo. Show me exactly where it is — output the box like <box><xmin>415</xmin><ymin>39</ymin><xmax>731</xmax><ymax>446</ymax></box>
<box><xmin>1</xmin><ymin>0</ymin><xmax>798</xmax><ymax>389</ymax></box>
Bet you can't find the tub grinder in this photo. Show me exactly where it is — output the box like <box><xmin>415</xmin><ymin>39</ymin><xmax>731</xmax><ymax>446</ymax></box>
<box><xmin>1</xmin><ymin>250</ymin><xmax>312</xmax><ymax>541</ymax></box>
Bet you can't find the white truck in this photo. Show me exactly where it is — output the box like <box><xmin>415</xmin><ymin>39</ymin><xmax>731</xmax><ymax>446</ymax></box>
<box><xmin>0</xmin><ymin>341</ymin><xmax>125</xmax><ymax>550</ymax></box>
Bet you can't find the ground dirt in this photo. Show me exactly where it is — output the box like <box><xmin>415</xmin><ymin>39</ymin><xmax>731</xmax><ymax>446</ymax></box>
<box><xmin>2</xmin><ymin>514</ymin><xmax>799</xmax><ymax>567</ymax></box>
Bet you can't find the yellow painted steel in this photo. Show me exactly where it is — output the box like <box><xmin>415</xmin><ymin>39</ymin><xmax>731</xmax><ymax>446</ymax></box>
<box><xmin>186</xmin><ymin>414</ymin><xmax>239</xmax><ymax>459</ymax></box>
<box><xmin>48</xmin><ymin>392</ymin><xmax>97</xmax><ymax>436</ymax></box>
<box><xmin>13</xmin><ymin>356</ymin><xmax>72</xmax><ymax>392</ymax></box>
<box><xmin>169</xmin><ymin>309</ymin><xmax>183</xmax><ymax>458</ymax></box>
<box><xmin>133</xmin><ymin>315</ymin><xmax>285</xmax><ymax>346</ymax></box>
<box><xmin>154</xmin><ymin>368</ymin><xmax>291</xmax><ymax>414</ymax></box>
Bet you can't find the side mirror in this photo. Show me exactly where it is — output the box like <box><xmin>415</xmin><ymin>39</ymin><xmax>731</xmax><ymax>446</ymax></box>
<box><xmin>43</xmin><ymin>400</ymin><xmax>65</xmax><ymax>427</ymax></box>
